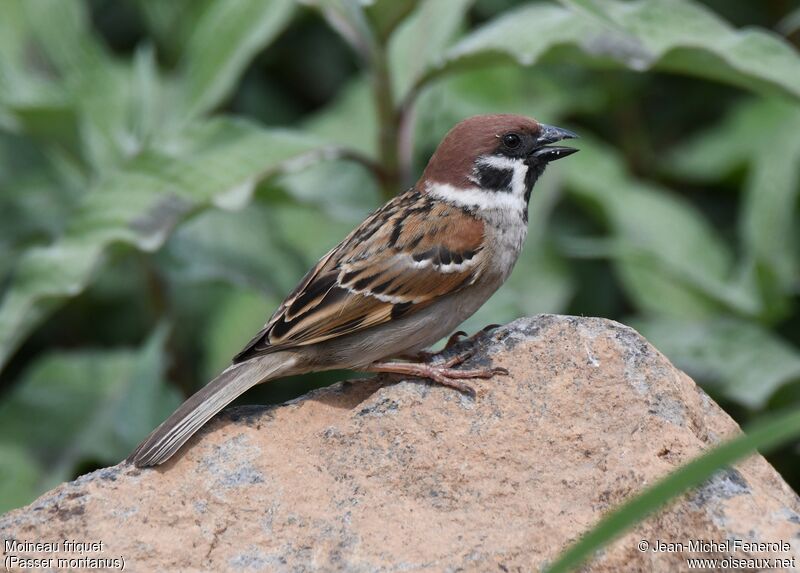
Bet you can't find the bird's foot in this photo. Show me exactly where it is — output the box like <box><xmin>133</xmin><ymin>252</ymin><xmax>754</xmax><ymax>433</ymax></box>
<box><xmin>398</xmin><ymin>324</ymin><xmax>503</xmax><ymax>364</ymax></box>
<box><xmin>441</xmin><ymin>323</ymin><xmax>502</xmax><ymax>350</ymax></box>
<box><xmin>365</xmin><ymin>358</ymin><xmax>508</xmax><ymax>398</ymax></box>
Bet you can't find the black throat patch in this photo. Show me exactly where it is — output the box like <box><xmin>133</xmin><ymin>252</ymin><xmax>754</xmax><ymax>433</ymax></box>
<box><xmin>524</xmin><ymin>163</ymin><xmax>546</xmax><ymax>204</ymax></box>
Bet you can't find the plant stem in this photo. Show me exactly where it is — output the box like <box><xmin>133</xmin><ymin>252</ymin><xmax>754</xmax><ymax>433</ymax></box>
<box><xmin>397</xmin><ymin>99</ymin><xmax>417</xmax><ymax>189</ymax></box>
<box><xmin>372</xmin><ymin>43</ymin><xmax>402</xmax><ymax>199</ymax></box>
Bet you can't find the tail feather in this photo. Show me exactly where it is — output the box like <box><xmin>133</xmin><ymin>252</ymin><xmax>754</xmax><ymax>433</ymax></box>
<box><xmin>128</xmin><ymin>352</ymin><xmax>296</xmax><ymax>467</ymax></box>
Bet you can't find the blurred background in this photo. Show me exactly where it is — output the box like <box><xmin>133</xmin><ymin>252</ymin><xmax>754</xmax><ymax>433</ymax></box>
<box><xmin>1</xmin><ymin>0</ymin><xmax>799</xmax><ymax>513</ymax></box>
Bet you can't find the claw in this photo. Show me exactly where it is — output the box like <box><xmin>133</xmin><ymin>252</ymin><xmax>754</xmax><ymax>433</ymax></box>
<box><xmin>481</xmin><ymin>323</ymin><xmax>502</xmax><ymax>333</ymax></box>
<box><xmin>444</xmin><ymin>330</ymin><xmax>468</xmax><ymax>350</ymax></box>
<box><xmin>492</xmin><ymin>366</ymin><xmax>509</xmax><ymax>376</ymax></box>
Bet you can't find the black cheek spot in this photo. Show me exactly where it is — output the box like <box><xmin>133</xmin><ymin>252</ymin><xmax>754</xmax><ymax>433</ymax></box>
<box><xmin>476</xmin><ymin>165</ymin><xmax>513</xmax><ymax>191</ymax></box>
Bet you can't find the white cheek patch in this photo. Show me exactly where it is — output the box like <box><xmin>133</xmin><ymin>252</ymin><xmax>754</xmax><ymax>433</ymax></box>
<box><xmin>509</xmin><ymin>161</ymin><xmax>529</xmax><ymax>197</ymax></box>
<box><xmin>475</xmin><ymin>155</ymin><xmax>521</xmax><ymax>170</ymax></box>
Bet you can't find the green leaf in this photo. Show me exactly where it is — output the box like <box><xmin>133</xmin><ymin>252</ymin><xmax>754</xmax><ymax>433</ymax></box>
<box><xmin>135</xmin><ymin>0</ymin><xmax>214</xmax><ymax>60</ymax></box>
<box><xmin>114</xmin><ymin>326</ymin><xmax>184</xmax><ymax>448</ymax></box>
<box><xmin>0</xmin><ymin>327</ymin><xmax>181</xmax><ymax>504</ymax></box>
<box><xmin>565</xmin><ymin>137</ymin><xmax>760</xmax><ymax>319</ymax></box>
<box><xmin>302</xmin><ymin>77</ymin><xmax>378</xmax><ymax>156</ymax></box>
<box><xmin>278</xmin><ymin>160</ymin><xmax>381</xmax><ymax>219</ymax></box>
<box><xmin>364</xmin><ymin>0</ymin><xmax>419</xmax><ymax>41</ymax></box>
<box><xmin>778</xmin><ymin>7</ymin><xmax>800</xmax><ymax>36</ymax></box>
<box><xmin>165</xmin><ymin>198</ymin><xmax>366</xmax><ymax>378</ymax></box>
<box><xmin>76</xmin><ymin>59</ymin><xmax>150</xmax><ymax>171</ymax></box>
<box><xmin>202</xmin><ymin>288</ymin><xmax>278</xmax><ymax>380</ymax></box>
<box><xmin>1</xmin><ymin>0</ymin><xmax>164</xmax><ymax>172</ymax></box>
<box><xmin>178</xmin><ymin>0</ymin><xmax>296</xmax><ymax>120</ymax></box>
<box><xmin>741</xmin><ymin>146</ymin><xmax>800</xmax><ymax>308</ymax></box>
<box><xmin>0</xmin><ymin>444</ymin><xmax>41</xmax><ymax>514</ymax></box>
<box><xmin>165</xmin><ymin>206</ymin><xmax>297</xmax><ymax>295</ymax></box>
<box><xmin>0</xmin><ymin>118</ymin><xmax>333</xmax><ymax>373</ymax></box>
<box><xmin>389</xmin><ymin>0</ymin><xmax>475</xmax><ymax>100</ymax></box>
<box><xmin>667</xmin><ymin>101</ymin><xmax>769</xmax><ymax>183</ymax></box>
<box><xmin>18</xmin><ymin>0</ymin><xmax>107</xmax><ymax>81</ymax></box>
<box><xmin>165</xmin><ymin>200</ymin><xmax>356</xmax><ymax>296</ymax></box>
<box><xmin>0</xmin><ymin>134</ymin><xmax>80</xmax><ymax>250</ymax></box>
<box><xmin>281</xmin><ymin>77</ymin><xmax>382</xmax><ymax>217</ymax></box>
<box><xmin>422</xmin><ymin>0</ymin><xmax>800</xmax><ymax>102</ymax></box>
<box><xmin>597</xmin><ymin>0</ymin><xmax>800</xmax><ymax>99</ymax></box>
<box><xmin>307</xmin><ymin>0</ymin><xmax>377</xmax><ymax>62</ymax></box>
<box><xmin>546</xmin><ymin>407</ymin><xmax>800</xmax><ymax>573</ymax></box>
<box><xmin>670</xmin><ymin>99</ymin><xmax>800</xmax><ymax>305</ymax></box>
<box><xmin>0</xmin><ymin>0</ymin><xmax>31</xmax><ymax>115</ymax></box>
<box><xmin>0</xmin><ymin>0</ymin><xmax>96</xmax><ymax>136</ymax></box>
<box><xmin>556</xmin><ymin>0</ymin><xmax>617</xmax><ymax>27</ymax></box>
<box><xmin>632</xmin><ymin>317</ymin><xmax>800</xmax><ymax>408</ymax></box>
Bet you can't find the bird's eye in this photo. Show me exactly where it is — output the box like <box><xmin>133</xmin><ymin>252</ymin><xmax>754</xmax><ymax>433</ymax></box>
<box><xmin>502</xmin><ymin>133</ymin><xmax>522</xmax><ymax>149</ymax></box>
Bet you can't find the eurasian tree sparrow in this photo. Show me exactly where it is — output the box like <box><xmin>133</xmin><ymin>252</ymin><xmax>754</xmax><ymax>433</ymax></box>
<box><xmin>129</xmin><ymin>114</ymin><xmax>578</xmax><ymax>467</ymax></box>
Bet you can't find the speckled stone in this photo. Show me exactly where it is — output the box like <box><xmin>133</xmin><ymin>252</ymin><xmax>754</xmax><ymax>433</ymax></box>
<box><xmin>2</xmin><ymin>315</ymin><xmax>799</xmax><ymax>572</ymax></box>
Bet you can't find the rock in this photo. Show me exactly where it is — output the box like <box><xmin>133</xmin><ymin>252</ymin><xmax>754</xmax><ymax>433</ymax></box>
<box><xmin>1</xmin><ymin>315</ymin><xmax>799</xmax><ymax>572</ymax></box>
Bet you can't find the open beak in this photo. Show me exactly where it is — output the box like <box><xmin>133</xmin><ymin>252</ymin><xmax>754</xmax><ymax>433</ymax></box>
<box><xmin>528</xmin><ymin>123</ymin><xmax>579</xmax><ymax>164</ymax></box>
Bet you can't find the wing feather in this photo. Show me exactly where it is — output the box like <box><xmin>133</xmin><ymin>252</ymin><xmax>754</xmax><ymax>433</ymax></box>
<box><xmin>233</xmin><ymin>189</ymin><xmax>487</xmax><ymax>362</ymax></box>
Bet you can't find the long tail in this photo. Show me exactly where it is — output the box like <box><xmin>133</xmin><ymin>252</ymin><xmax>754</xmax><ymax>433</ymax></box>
<box><xmin>127</xmin><ymin>352</ymin><xmax>297</xmax><ymax>467</ymax></box>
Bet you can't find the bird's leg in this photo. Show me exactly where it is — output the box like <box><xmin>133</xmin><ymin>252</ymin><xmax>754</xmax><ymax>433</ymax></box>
<box><xmin>392</xmin><ymin>332</ymin><xmax>467</xmax><ymax>363</ymax></box>
<box><xmin>364</xmin><ymin>360</ymin><xmax>508</xmax><ymax>398</ymax></box>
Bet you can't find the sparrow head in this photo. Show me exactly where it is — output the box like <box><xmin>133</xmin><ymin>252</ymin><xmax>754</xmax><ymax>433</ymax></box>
<box><xmin>421</xmin><ymin>114</ymin><xmax>578</xmax><ymax>212</ymax></box>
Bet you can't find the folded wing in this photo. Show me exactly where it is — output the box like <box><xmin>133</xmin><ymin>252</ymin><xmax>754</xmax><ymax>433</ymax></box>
<box><xmin>233</xmin><ymin>190</ymin><xmax>486</xmax><ymax>362</ymax></box>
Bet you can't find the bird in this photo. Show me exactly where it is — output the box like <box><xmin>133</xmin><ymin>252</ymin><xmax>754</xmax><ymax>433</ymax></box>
<box><xmin>128</xmin><ymin>113</ymin><xmax>578</xmax><ymax>467</ymax></box>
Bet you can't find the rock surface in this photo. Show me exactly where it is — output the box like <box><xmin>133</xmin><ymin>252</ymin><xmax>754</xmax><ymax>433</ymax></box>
<box><xmin>2</xmin><ymin>315</ymin><xmax>799</xmax><ymax>572</ymax></box>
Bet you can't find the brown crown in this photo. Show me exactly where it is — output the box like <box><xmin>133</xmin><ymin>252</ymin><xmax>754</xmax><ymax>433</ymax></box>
<box><xmin>420</xmin><ymin>114</ymin><xmax>541</xmax><ymax>188</ymax></box>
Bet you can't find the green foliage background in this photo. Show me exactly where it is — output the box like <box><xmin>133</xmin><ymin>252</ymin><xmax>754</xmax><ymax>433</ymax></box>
<box><xmin>1</xmin><ymin>0</ymin><xmax>799</xmax><ymax>551</ymax></box>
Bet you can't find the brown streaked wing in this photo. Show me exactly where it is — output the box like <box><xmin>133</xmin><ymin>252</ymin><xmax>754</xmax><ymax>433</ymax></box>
<box><xmin>232</xmin><ymin>190</ymin><xmax>486</xmax><ymax>362</ymax></box>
